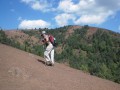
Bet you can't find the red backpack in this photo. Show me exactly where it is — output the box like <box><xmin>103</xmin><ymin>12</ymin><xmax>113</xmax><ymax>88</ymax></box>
<box><xmin>49</xmin><ymin>35</ymin><xmax>54</xmax><ymax>44</ymax></box>
<box><xmin>49</xmin><ymin>35</ymin><xmax>57</xmax><ymax>47</ymax></box>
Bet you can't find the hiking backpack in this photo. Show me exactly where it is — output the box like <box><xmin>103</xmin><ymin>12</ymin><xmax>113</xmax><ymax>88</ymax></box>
<box><xmin>49</xmin><ymin>35</ymin><xmax>57</xmax><ymax>47</ymax></box>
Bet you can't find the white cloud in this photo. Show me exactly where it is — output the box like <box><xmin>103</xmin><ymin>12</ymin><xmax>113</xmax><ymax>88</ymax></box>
<box><xmin>55</xmin><ymin>13</ymin><xmax>76</xmax><ymax>26</ymax></box>
<box><xmin>31</xmin><ymin>1</ymin><xmax>43</xmax><ymax>10</ymax></box>
<box><xmin>75</xmin><ymin>11</ymin><xmax>113</xmax><ymax>25</ymax></box>
<box><xmin>75</xmin><ymin>15</ymin><xmax>103</xmax><ymax>25</ymax></box>
<box><xmin>21</xmin><ymin>0</ymin><xmax>54</xmax><ymax>12</ymax></box>
<box><xmin>58</xmin><ymin>0</ymin><xmax>96</xmax><ymax>14</ymax></box>
<box><xmin>56</xmin><ymin>0</ymin><xmax>120</xmax><ymax>25</ymax></box>
<box><xmin>58</xmin><ymin>0</ymin><xmax>79</xmax><ymax>13</ymax></box>
<box><xmin>21</xmin><ymin>0</ymin><xmax>120</xmax><ymax>27</ymax></box>
<box><xmin>18</xmin><ymin>19</ymin><xmax>50</xmax><ymax>29</ymax></box>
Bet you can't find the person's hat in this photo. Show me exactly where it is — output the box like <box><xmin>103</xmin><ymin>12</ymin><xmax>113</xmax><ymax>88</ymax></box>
<box><xmin>41</xmin><ymin>31</ymin><xmax>46</xmax><ymax>35</ymax></box>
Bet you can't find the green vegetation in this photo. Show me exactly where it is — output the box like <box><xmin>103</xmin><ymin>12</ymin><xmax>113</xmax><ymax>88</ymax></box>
<box><xmin>48</xmin><ymin>25</ymin><xmax>120</xmax><ymax>83</ymax></box>
<box><xmin>0</xmin><ymin>25</ymin><xmax>120</xmax><ymax>83</ymax></box>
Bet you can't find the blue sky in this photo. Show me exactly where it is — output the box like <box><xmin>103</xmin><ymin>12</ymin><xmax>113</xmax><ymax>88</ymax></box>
<box><xmin>0</xmin><ymin>0</ymin><xmax>120</xmax><ymax>33</ymax></box>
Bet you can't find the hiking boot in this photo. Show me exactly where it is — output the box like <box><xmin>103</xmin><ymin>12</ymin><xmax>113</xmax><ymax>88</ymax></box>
<box><xmin>51</xmin><ymin>63</ymin><xmax>54</xmax><ymax>66</ymax></box>
<box><xmin>46</xmin><ymin>61</ymin><xmax>52</xmax><ymax>66</ymax></box>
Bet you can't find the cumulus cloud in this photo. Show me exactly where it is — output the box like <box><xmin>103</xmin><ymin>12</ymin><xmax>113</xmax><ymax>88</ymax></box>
<box><xmin>56</xmin><ymin>0</ymin><xmax>120</xmax><ymax>25</ymax></box>
<box><xmin>58</xmin><ymin>0</ymin><xmax>79</xmax><ymax>13</ymax></box>
<box><xmin>55</xmin><ymin>13</ymin><xmax>76</xmax><ymax>26</ymax></box>
<box><xmin>21</xmin><ymin>0</ymin><xmax>54</xmax><ymax>12</ymax></box>
<box><xmin>75</xmin><ymin>11</ymin><xmax>113</xmax><ymax>25</ymax></box>
<box><xmin>18</xmin><ymin>19</ymin><xmax>50</xmax><ymax>29</ymax></box>
<box><xmin>21</xmin><ymin>0</ymin><xmax>120</xmax><ymax>26</ymax></box>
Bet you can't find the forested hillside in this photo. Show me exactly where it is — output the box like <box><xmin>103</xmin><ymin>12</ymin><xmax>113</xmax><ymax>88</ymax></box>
<box><xmin>0</xmin><ymin>25</ymin><xmax>120</xmax><ymax>83</ymax></box>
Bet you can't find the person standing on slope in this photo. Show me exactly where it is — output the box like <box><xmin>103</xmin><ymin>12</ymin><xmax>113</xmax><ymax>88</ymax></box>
<box><xmin>41</xmin><ymin>31</ymin><xmax>54</xmax><ymax>66</ymax></box>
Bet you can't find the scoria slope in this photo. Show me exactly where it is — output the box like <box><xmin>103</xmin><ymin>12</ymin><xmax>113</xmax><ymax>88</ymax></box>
<box><xmin>0</xmin><ymin>44</ymin><xmax>119</xmax><ymax>90</ymax></box>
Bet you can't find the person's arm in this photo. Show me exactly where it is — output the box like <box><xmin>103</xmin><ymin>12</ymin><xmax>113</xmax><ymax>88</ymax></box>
<box><xmin>41</xmin><ymin>39</ymin><xmax>45</xmax><ymax>45</ymax></box>
<box><xmin>44</xmin><ymin>35</ymin><xmax>49</xmax><ymax>43</ymax></box>
<box><xmin>41</xmin><ymin>35</ymin><xmax>49</xmax><ymax>44</ymax></box>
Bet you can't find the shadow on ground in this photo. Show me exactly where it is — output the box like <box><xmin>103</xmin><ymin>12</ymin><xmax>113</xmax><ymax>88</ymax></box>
<box><xmin>37</xmin><ymin>59</ymin><xmax>45</xmax><ymax>65</ymax></box>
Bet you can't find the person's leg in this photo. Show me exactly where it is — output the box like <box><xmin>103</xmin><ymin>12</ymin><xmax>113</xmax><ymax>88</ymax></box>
<box><xmin>44</xmin><ymin>44</ymin><xmax>53</xmax><ymax>65</ymax></box>
<box><xmin>50</xmin><ymin>49</ymin><xmax>54</xmax><ymax>65</ymax></box>
<box><xmin>44</xmin><ymin>50</ymin><xmax>51</xmax><ymax>62</ymax></box>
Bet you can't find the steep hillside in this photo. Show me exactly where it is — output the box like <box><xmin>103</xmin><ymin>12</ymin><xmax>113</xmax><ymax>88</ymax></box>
<box><xmin>0</xmin><ymin>25</ymin><xmax>120</xmax><ymax>83</ymax></box>
<box><xmin>5</xmin><ymin>30</ymin><xmax>40</xmax><ymax>45</ymax></box>
<box><xmin>0</xmin><ymin>44</ymin><xmax>120</xmax><ymax>90</ymax></box>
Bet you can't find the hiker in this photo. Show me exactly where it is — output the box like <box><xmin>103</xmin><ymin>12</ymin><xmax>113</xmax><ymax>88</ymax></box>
<box><xmin>41</xmin><ymin>31</ymin><xmax>54</xmax><ymax>66</ymax></box>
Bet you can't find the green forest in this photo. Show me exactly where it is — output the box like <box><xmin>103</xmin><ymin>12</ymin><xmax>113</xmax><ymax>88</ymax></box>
<box><xmin>0</xmin><ymin>25</ymin><xmax>120</xmax><ymax>83</ymax></box>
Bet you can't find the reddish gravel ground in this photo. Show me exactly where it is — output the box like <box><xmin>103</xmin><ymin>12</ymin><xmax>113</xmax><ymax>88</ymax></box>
<box><xmin>0</xmin><ymin>44</ymin><xmax>120</xmax><ymax>90</ymax></box>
